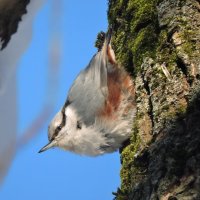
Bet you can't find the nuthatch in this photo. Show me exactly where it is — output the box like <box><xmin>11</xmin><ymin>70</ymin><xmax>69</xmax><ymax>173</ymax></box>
<box><xmin>39</xmin><ymin>29</ymin><xmax>135</xmax><ymax>156</ymax></box>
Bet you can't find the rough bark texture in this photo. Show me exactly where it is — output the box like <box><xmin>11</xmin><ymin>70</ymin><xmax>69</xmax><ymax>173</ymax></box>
<box><xmin>0</xmin><ymin>0</ymin><xmax>30</xmax><ymax>49</ymax></box>
<box><xmin>108</xmin><ymin>0</ymin><xmax>200</xmax><ymax>199</ymax></box>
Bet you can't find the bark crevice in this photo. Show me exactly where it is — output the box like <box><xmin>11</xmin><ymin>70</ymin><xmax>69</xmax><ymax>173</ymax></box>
<box><xmin>141</xmin><ymin>67</ymin><xmax>155</xmax><ymax>133</ymax></box>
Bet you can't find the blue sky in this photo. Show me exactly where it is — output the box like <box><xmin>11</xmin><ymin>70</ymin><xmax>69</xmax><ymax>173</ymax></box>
<box><xmin>0</xmin><ymin>0</ymin><xmax>121</xmax><ymax>200</ymax></box>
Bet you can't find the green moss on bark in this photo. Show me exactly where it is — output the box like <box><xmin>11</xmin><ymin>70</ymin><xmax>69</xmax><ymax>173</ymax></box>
<box><xmin>108</xmin><ymin>0</ymin><xmax>194</xmax><ymax>77</ymax></box>
<box><xmin>108</xmin><ymin>0</ymin><xmax>160</xmax><ymax>75</ymax></box>
<box><xmin>120</xmin><ymin>123</ymin><xmax>141</xmax><ymax>194</ymax></box>
<box><xmin>108</xmin><ymin>1</ymin><xmax>161</xmax><ymax>198</ymax></box>
<box><xmin>108</xmin><ymin>0</ymin><xmax>199</xmax><ymax>199</ymax></box>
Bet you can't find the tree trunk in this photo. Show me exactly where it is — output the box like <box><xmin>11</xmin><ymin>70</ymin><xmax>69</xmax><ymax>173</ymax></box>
<box><xmin>0</xmin><ymin>0</ymin><xmax>30</xmax><ymax>49</ymax></box>
<box><xmin>108</xmin><ymin>0</ymin><xmax>200</xmax><ymax>199</ymax></box>
<box><xmin>0</xmin><ymin>0</ymin><xmax>30</xmax><ymax>184</ymax></box>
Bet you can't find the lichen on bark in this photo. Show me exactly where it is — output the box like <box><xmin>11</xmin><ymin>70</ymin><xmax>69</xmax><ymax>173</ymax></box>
<box><xmin>108</xmin><ymin>0</ymin><xmax>200</xmax><ymax>199</ymax></box>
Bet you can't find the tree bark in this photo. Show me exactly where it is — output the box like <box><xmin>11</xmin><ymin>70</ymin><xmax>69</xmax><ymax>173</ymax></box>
<box><xmin>0</xmin><ymin>0</ymin><xmax>30</xmax><ymax>184</ymax></box>
<box><xmin>108</xmin><ymin>0</ymin><xmax>200</xmax><ymax>199</ymax></box>
<box><xmin>0</xmin><ymin>0</ymin><xmax>30</xmax><ymax>49</ymax></box>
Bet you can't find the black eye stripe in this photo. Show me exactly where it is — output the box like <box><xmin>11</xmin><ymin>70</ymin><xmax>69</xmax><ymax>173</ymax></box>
<box><xmin>51</xmin><ymin>106</ymin><xmax>68</xmax><ymax>141</ymax></box>
<box><xmin>62</xmin><ymin>99</ymin><xmax>71</xmax><ymax>111</ymax></box>
<box><xmin>60</xmin><ymin>99</ymin><xmax>71</xmax><ymax>128</ymax></box>
<box><xmin>76</xmin><ymin>121</ymin><xmax>82</xmax><ymax>129</ymax></box>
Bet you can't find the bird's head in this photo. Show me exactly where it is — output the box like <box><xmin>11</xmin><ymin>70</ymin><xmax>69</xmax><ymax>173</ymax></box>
<box><xmin>38</xmin><ymin>105</ymin><xmax>83</xmax><ymax>153</ymax></box>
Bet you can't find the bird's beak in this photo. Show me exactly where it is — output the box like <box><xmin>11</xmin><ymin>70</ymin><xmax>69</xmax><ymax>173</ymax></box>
<box><xmin>38</xmin><ymin>140</ymin><xmax>56</xmax><ymax>153</ymax></box>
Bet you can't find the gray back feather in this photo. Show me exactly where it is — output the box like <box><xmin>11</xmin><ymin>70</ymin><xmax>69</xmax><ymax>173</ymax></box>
<box><xmin>67</xmin><ymin>50</ymin><xmax>109</xmax><ymax>126</ymax></box>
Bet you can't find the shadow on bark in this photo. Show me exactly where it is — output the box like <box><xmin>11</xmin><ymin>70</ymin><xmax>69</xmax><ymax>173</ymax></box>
<box><xmin>115</xmin><ymin>90</ymin><xmax>200</xmax><ymax>200</ymax></box>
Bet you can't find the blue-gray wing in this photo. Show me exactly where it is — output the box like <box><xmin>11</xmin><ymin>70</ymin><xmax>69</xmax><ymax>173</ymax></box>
<box><xmin>67</xmin><ymin>51</ymin><xmax>109</xmax><ymax>126</ymax></box>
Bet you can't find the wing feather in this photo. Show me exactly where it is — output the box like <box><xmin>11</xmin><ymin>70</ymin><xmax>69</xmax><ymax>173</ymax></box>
<box><xmin>67</xmin><ymin>51</ymin><xmax>109</xmax><ymax>126</ymax></box>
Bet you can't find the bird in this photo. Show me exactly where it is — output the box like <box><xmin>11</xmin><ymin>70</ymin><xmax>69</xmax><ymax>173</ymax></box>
<box><xmin>39</xmin><ymin>29</ymin><xmax>136</xmax><ymax>156</ymax></box>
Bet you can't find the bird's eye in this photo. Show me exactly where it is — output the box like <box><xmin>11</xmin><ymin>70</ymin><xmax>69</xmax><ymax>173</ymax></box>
<box><xmin>76</xmin><ymin>121</ymin><xmax>82</xmax><ymax>129</ymax></box>
<box><xmin>57</xmin><ymin>125</ymin><xmax>62</xmax><ymax>131</ymax></box>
